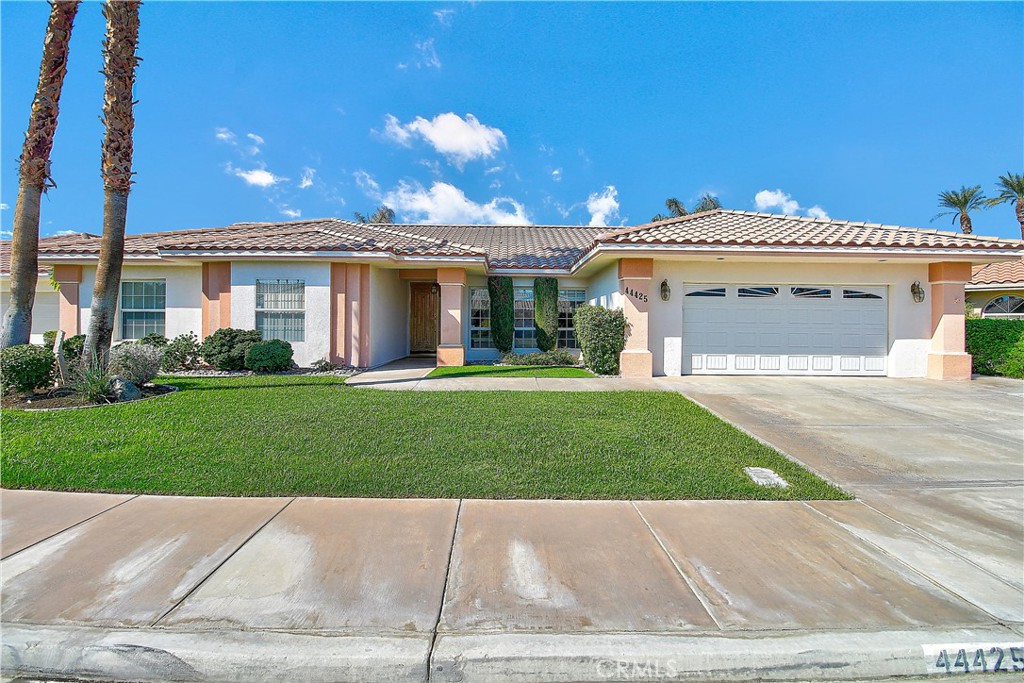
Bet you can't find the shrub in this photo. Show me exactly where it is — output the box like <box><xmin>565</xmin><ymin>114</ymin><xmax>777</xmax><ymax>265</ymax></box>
<box><xmin>500</xmin><ymin>349</ymin><xmax>577</xmax><ymax>366</ymax></box>
<box><xmin>534</xmin><ymin>277</ymin><xmax>559</xmax><ymax>352</ymax></box>
<box><xmin>108</xmin><ymin>343</ymin><xmax>164</xmax><ymax>386</ymax></box>
<box><xmin>201</xmin><ymin>327</ymin><xmax>262</xmax><ymax>371</ymax></box>
<box><xmin>0</xmin><ymin>344</ymin><xmax>55</xmax><ymax>393</ymax></box>
<box><xmin>573</xmin><ymin>305</ymin><xmax>627</xmax><ymax>375</ymax></box>
<box><xmin>70</xmin><ymin>363</ymin><xmax>112</xmax><ymax>403</ymax></box>
<box><xmin>966</xmin><ymin>318</ymin><xmax>1024</xmax><ymax>378</ymax></box>
<box><xmin>139</xmin><ymin>332</ymin><xmax>168</xmax><ymax>348</ymax></box>
<box><xmin>43</xmin><ymin>330</ymin><xmax>58</xmax><ymax>349</ymax></box>
<box><xmin>62</xmin><ymin>334</ymin><xmax>86</xmax><ymax>366</ymax></box>
<box><xmin>488</xmin><ymin>276</ymin><xmax>514</xmax><ymax>354</ymax></box>
<box><xmin>311</xmin><ymin>358</ymin><xmax>338</xmax><ymax>372</ymax></box>
<box><xmin>244</xmin><ymin>339</ymin><xmax>294</xmax><ymax>372</ymax></box>
<box><xmin>162</xmin><ymin>332</ymin><xmax>202</xmax><ymax>371</ymax></box>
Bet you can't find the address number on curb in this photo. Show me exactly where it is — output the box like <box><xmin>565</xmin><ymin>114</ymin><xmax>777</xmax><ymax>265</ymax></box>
<box><xmin>923</xmin><ymin>643</ymin><xmax>1024</xmax><ymax>674</ymax></box>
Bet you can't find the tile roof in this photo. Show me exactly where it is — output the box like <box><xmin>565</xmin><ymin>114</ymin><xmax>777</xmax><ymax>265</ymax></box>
<box><xmin>20</xmin><ymin>210</ymin><xmax>1024</xmax><ymax>273</ymax></box>
<box><xmin>599</xmin><ymin>210</ymin><xmax>1024</xmax><ymax>252</ymax></box>
<box><xmin>970</xmin><ymin>258</ymin><xmax>1024</xmax><ymax>287</ymax></box>
<box><xmin>1</xmin><ymin>233</ymin><xmax>100</xmax><ymax>275</ymax></box>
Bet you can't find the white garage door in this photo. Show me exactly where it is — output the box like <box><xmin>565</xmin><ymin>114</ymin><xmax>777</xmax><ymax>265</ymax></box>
<box><xmin>682</xmin><ymin>284</ymin><xmax>888</xmax><ymax>376</ymax></box>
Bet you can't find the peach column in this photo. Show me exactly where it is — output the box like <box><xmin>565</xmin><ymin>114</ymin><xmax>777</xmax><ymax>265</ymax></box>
<box><xmin>201</xmin><ymin>262</ymin><xmax>231</xmax><ymax>338</ymax></box>
<box><xmin>618</xmin><ymin>257</ymin><xmax>654</xmax><ymax>378</ymax></box>
<box><xmin>927</xmin><ymin>261</ymin><xmax>973</xmax><ymax>381</ymax></box>
<box><xmin>340</xmin><ymin>264</ymin><xmax>371</xmax><ymax>367</ymax></box>
<box><xmin>436</xmin><ymin>267</ymin><xmax>466</xmax><ymax>366</ymax></box>
<box><xmin>53</xmin><ymin>265</ymin><xmax>82</xmax><ymax>337</ymax></box>
<box><xmin>330</xmin><ymin>263</ymin><xmax>348</xmax><ymax>365</ymax></box>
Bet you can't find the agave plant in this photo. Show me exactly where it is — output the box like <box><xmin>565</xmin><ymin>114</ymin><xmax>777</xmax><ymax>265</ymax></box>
<box><xmin>933</xmin><ymin>185</ymin><xmax>987</xmax><ymax>234</ymax></box>
<box><xmin>985</xmin><ymin>172</ymin><xmax>1024</xmax><ymax>239</ymax></box>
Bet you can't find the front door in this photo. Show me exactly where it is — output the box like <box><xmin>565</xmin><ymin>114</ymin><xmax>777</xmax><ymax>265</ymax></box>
<box><xmin>409</xmin><ymin>282</ymin><xmax>439</xmax><ymax>354</ymax></box>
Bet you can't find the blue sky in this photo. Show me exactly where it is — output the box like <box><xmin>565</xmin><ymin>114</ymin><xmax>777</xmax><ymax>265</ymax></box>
<box><xmin>2</xmin><ymin>1</ymin><xmax>1021</xmax><ymax>239</ymax></box>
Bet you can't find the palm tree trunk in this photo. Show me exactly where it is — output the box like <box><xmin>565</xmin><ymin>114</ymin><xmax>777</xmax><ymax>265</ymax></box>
<box><xmin>1016</xmin><ymin>198</ymin><xmax>1023</xmax><ymax>240</ymax></box>
<box><xmin>0</xmin><ymin>0</ymin><xmax>80</xmax><ymax>350</ymax></box>
<box><xmin>959</xmin><ymin>213</ymin><xmax>972</xmax><ymax>234</ymax></box>
<box><xmin>82</xmin><ymin>0</ymin><xmax>140</xmax><ymax>370</ymax></box>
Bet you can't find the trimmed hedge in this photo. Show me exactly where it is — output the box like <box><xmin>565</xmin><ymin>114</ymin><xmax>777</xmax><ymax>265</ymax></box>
<box><xmin>488</xmin><ymin>276</ymin><xmax>514</xmax><ymax>354</ymax></box>
<box><xmin>573</xmin><ymin>305</ymin><xmax>627</xmax><ymax>375</ymax></box>
<box><xmin>201</xmin><ymin>328</ymin><xmax>263</xmax><ymax>371</ymax></box>
<box><xmin>534</xmin><ymin>277</ymin><xmax>559</xmax><ymax>352</ymax></box>
<box><xmin>244</xmin><ymin>339</ymin><xmax>294</xmax><ymax>372</ymax></box>
<box><xmin>1</xmin><ymin>344</ymin><xmax>55</xmax><ymax>392</ymax></box>
<box><xmin>500</xmin><ymin>349</ymin><xmax>577</xmax><ymax>366</ymax></box>
<box><xmin>966</xmin><ymin>318</ymin><xmax>1024</xmax><ymax>378</ymax></box>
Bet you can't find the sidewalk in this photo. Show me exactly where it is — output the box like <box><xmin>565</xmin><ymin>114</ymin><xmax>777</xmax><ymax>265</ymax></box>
<box><xmin>2</xmin><ymin>489</ymin><xmax>1021</xmax><ymax>682</ymax></box>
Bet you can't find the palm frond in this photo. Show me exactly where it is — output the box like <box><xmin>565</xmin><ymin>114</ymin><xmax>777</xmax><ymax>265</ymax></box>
<box><xmin>665</xmin><ymin>198</ymin><xmax>687</xmax><ymax>217</ymax></box>
<box><xmin>692</xmin><ymin>193</ymin><xmax>722</xmax><ymax>213</ymax></box>
<box><xmin>990</xmin><ymin>172</ymin><xmax>1024</xmax><ymax>204</ymax></box>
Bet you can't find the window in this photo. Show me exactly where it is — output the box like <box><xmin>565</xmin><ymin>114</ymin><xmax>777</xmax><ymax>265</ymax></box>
<box><xmin>120</xmin><ymin>280</ymin><xmax>165</xmax><ymax>339</ymax></box>
<box><xmin>983</xmin><ymin>295</ymin><xmax>1024</xmax><ymax>318</ymax></box>
<box><xmin>557</xmin><ymin>289</ymin><xmax>587</xmax><ymax>348</ymax></box>
<box><xmin>738</xmin><ymin>286</ymin><xmax>779</xmax><ymax>298</ymax></box>
<box><xmin>514</xmin><ymin>287</ymin><xmax>537</xmax><ymax>349</ymax></box>
<box><xmin>792</xmin><ymin>286</ymin><xmax>832</xmax><ymax>299</ymax></box>
<box><xmin>470</xmin><ymin>288</ymin><xmax>493</xmax><ymax>348</ymax></box>
<box><xmin>256</xmin><ymin>279</ymin><xmax>305</xmax><ymax>342</ymax></box>
<box><xmin>685</xmin><ymin>287</ymin><xmax>726</xmax><ymax>297</ymax></box>
<box><xmin>843</xmin><ymin>289</ymin><xmax>883</xmax><ymax>300</ymax></box>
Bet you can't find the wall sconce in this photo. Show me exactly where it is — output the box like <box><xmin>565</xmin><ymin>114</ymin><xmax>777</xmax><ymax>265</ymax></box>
<box><xmin>660</xmin><ymin>279</ymin><xmax>671</xmax><ymax>302</ymax></box>
<box><xmin>911</xmin><ymin>281</ymin><xmax>925</xmax><ymax>303</ymax></box>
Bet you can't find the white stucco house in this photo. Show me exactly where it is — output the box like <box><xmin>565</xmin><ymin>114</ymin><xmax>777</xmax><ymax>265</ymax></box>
<box><xmin>3</xmin><ymin>209</ymin><xmax>1023</xmax><ymax>380</ymax></box>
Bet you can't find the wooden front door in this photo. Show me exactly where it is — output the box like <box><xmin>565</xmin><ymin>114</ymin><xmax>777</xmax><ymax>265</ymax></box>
<box><xmin>409</xmin><ymin>282</ymin><xmax>439</xmax><ymax>354</ymax></box>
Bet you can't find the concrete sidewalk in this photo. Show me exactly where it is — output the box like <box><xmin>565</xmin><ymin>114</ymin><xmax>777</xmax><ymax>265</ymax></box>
<box><xmin>2</xmin><ymin>489</ymin><xmax>1021</xmax><ymax>682</ymax></box>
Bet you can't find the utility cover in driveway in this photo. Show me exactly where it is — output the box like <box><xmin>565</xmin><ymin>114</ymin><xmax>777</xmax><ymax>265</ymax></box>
<box><xmin>682</xmin><ymin>284</ymin><xmax>887</xmax><ymax>375</ymax></box>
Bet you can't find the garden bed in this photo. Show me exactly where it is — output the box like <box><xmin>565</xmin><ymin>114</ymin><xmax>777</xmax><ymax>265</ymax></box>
<box><xmin>1</xmin><ymin>383</ymin><xmax>177</xmax><ymax>411</ymax></box>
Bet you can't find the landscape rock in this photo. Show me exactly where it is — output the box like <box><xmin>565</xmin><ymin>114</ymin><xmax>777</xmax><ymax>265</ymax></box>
<box><xmin>108</xmin><ymin>376</ymin><xmax>142</xmax><ymax>402</ymax></box>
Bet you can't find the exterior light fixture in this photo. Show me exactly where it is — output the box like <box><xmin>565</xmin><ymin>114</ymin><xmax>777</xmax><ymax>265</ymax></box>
<box><xmin>911</xmin><ymin>280</ymin><xmax>925</xmax><ymax>303</ymax></box>
<box><xmin>660</xmin><ymin>279</ymin><xmax>671</xmax><ymax>302</ymax></box>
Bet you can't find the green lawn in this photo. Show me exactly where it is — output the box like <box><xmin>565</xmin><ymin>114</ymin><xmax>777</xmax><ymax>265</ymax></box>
<box><xmin>427</xmin><ymin>365</ymin><xmax>594</xmax><ymax>378</ymax></box>
<box><xmin>1</xmin><ymin>375</ymin><xmax>847</xmax><ymax>500</ymax></box>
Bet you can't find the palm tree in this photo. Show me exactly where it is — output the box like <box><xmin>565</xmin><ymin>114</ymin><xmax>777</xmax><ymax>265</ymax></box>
<box><xmin>985</xmin><ymin>172</ymin><xmax>1024</xmax><ymax>239</ymax></box>
<box><xmin>652</xmin><ymin>194</ymin><xmax>722</xmax><ymax>222</ymax></box>
<box><xmin>933</xmin><ymin>185</ymin><xmax>987</xmax><ymax>234</ymax></box>
<box><xmin>354</xmin><ymin>205</ymin><xmax>396</xmax><ymax>223</ymax></box>
<box><xmin>0</xmin><ymin>0</ymin><xmax>80</xmax><ymax>350</ymax></box>
<box><xmin>692</xmin><ymin>193</ymin><xmax>722</xmax><ymax>213</ymax></box>
<box><xmin>82</xmin><ymin>0</ymin><xmax>141</xmax><ymax>369</ymax></box>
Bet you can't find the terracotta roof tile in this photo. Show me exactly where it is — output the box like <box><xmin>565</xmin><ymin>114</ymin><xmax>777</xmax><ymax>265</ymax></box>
<box><xmin>970</xmin><ymin>258</ymin><xmax>1024</xmax><ymax>286</ymax></box>
<box><xmin>1</xmin><ymin>233</ymin><xmax>100</xmax><ymax>275</ymax></box>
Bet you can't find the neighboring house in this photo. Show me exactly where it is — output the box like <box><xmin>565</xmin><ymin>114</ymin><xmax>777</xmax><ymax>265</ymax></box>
<box><xmin>967</xmin><ymin>258</ymin><xmax>1024</xmax><ymax>320</ymax></box>
<box><xmin>2</xmin><ymin>210</ymin><xmax>1023</xmax><ymax>380</ymax></box>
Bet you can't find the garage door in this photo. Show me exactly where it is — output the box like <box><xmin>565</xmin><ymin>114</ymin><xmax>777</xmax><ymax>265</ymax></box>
<box><xmin>682</xmin><ymin>284</ymin><xmax>887</xmax><ymax>375</ymax></box>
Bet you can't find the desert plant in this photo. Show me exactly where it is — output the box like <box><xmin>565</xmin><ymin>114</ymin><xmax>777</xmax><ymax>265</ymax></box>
<box><xmin>500</xmin><ymin>349</ymin><xmax>577</xmax><ymax>366</ymax></box>
<box><xmin>107</xmin><ymin>342</ymin><xmax>163</xmax><ymax>385</ymax></box>
<box><xmin>138</xmin><ymin>332</ymin><xmax>168</xmax><ymax>348</ymax></box>
<box><xmin>0</xmin><ymin>344</ymin><xmax>55</xmax><ymax>393</ymax></box>
<box><xmin>573</xmin><ymin>305</ymin><xmax>627</xmax><ymax>375</ymax></box>
<box><xmin>533</xmin><ymin>277</ymin><xmax>559</xmax><ymax>352</ymax></box>
<box><xmin>161</xmin><ymin>332</ymin><xmax>201</xmax><ymax>371</ymax></box>
<box><xmin>70</xmin><ymin>362</ymin><xmax>112</xmax><ymax>403</ymax></box>
<box><xmin>244</xmin><ymin>339</ymin><xmax>294</xmax><ymax>372</ymax></box>
<box><xmin>200</xmin><ymin>328</ymin><xmax>262</xmax><ymax>371</ymax></box>
<box><xmin>488</xmin><ymin>276</ymin><xmax>514</xmax><ymax>354</ymax></box>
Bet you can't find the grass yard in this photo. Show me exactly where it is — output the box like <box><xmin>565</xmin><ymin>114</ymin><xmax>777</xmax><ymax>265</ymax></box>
<box><xmin>427</xmin><ymin>365</ymin><xmax>594</xmax><ymax>378</ymax></box>
<box><xmin>1</xmin><ymin>375</ymin><xmax>847</xmax><ymax>500</ymax></box>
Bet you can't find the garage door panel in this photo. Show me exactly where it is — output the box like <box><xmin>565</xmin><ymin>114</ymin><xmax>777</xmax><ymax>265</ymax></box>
<box><xmin>683</xmin><ymin>283</ymin><xmax>888</xmax><ymax>376</ymax></box>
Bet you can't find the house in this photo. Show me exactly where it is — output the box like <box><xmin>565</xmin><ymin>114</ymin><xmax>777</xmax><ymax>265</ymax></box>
<box><xmin>3</xmin><ymin>209</ymin><xmax>1023</xmax><ymax>380</ymax></box>
<box><xmin>0</xmin><ymin>237</ymin><xmax>69</xmax><ymax>345</ymax></box>
<box><xmin>967</xmin><ymin>258</ymin><xmax>1024</xmax><ymax>319</ymax></box>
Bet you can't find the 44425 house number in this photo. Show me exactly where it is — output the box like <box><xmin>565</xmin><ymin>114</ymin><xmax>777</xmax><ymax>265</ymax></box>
<box><xmin>623</xmin><ymin>286</ymin><xmax>648</xmax><ymax>303</ymax></box>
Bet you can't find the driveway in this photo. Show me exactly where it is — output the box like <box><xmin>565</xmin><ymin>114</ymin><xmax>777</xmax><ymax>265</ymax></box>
<box><xmin>668</xmin><ymin>375</ymin><xmax>1024</xmax><ymax>620</ymax></box>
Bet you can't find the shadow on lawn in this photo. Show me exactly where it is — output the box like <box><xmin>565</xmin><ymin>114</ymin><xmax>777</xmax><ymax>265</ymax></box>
<box><xmin>162</xmin><ymin>379</ymin><xmax>345</xmax><ymax>392</ymax></box>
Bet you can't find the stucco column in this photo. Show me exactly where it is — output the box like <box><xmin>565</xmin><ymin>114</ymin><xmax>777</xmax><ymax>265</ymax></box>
<box><xmin>330</xmin><ymin>263</ymin><xmax>348</xmax><ymax>365</ymax></box>
<box><xmin>436</xmin><ymin>267</ymin><xmax>466</xmax><ymax>367</ymax></box>
<box><xmin>342</xmin><ymin>264</ymin><xmax>371</xmax><ymax>368</ymax></box>
<box><xmin>201</xmin><ymin>262</ymin><xmax>231</xmax><ymax>338</ymax></box>
<box><xmin>618</xmin><ymin>258</ymin><xmax>653</xmax><ymax>378</ymax></box>
<box><xmin>53</xmin><ymin>265</ymin><xmax>82</xmax><ymax>337</ymax></box>
<box><xmin>927</xmin><ymin>261</ymin><xmax>972</xmax><ymax>381</ymax></box>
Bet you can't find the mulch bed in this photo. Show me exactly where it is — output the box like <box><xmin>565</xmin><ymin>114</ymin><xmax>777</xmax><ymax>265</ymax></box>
<box><xmin>1</xmin><ymin>384</ymin><xmax>176</xmax><ymax>411</ymax></box>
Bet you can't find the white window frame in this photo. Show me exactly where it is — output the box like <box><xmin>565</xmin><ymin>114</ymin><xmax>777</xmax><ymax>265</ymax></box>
<box><xmin>557</xmin><ymin>289</ymin><xmax>586</xmax><ymax>349</ymax></box>
<box><xmin>120</xmin><ymin>279</ymin><xmax>166</xmax><ymax>340</ymax></box>
<box><xmin>983</xmin><ymin>294</ymin><xmax>1024</xmax><ymax>319</ymax></box>
<box><xmin>256</xmin><ymin>279</ymin><xmax>305</xmax><ymax>342</ymax></box>
<box><xmin>513</xmin><ymin>287</ymin><xmax>537</xmax><ymax>350</ymax></box>
<box><xmin>469</xmin><ymin>287</ymin><xmax>494</xmax><ymax>349</ymax></box>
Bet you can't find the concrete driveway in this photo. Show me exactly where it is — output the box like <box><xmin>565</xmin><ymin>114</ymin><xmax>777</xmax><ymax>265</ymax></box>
<box><xmin>668</xmin><ymin>374</ymin><xmax>1024</xmax><ymax>619</ymax></box>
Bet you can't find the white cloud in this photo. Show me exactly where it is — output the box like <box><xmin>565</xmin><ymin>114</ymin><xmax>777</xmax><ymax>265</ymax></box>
<box><xmin>586</xmin><ymin>186</ymin><xmax>620</xmax><ymax>227</ymax></box>
<box><xmin>228</xmin><ymin>163</ymin><xmax>285</xmax><ymax>188</ymax></box>
<box><xmin>434</xmin><ymin>8</ymin><xmax>455</xmax><ymax>26</ymax></box>
<box><xmin>246</xmin><ymin>133</ymin><xmax>264</xmax><ymax>146</ymax></box>
<box><xmin>0</xmin><ymin>203</ymin><xmax>9</xmax><ymax>210</ymax></box>
<box><xmin>381</xmin><ymin>112</ymin><xmax>507</xmax><ymax>168</ymax></box>
<box><xmin>484</xmin><ymin>165</ymin><xmax>504</xmax><ymax>175</ymax></box>
<box><xmin>299</xmin><ymin>167</ymin><xmax>316</xmax><ymax>189</ymax></box>
<box><xmin>754</xmin><ymin>188</ymin><xmax>829</xmax><ymax>219</ymax></box>
<box><xmin>53</xmin><ymin>229</ymin><xmax>79</xmax><ymax>236</ymax></box>
<box><xmin>354</xmin><ymin>170</ymin><xmax>382</xmax><ymax>199</ymax></box>
<box><xmin>0</xmin><ymin>230</ymin><xmax>12</xmax><ymax>239</ymax></box>
<box><xmin>214</xmin><ymin>127</ymin><xmax>236</xmax><ymax>142</ymax></box>
<box><xmin>415</xmin><ymin>38</ymin><xmax>441</xmax><ymax>69</ymax></box>
<box><xmin>379</xmin><ymin>179</ymin><xmax>529</xmax><ymax>225</ymax></box>
<box><xmin>279</xmin><ymin>207</ymin><xmax>301</xmax><ymax>219</ymax></box>
<box><xmin>551</xmin><ymin>168</ymin><xmax>563</xmax><ymax>182</ymax></box>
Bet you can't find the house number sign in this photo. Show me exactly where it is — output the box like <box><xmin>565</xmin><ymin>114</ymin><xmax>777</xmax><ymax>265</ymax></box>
<box><xmin>623</xmin><ymin>286</ymin><xmax>648</xmax><ymax>303</ymax></box>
